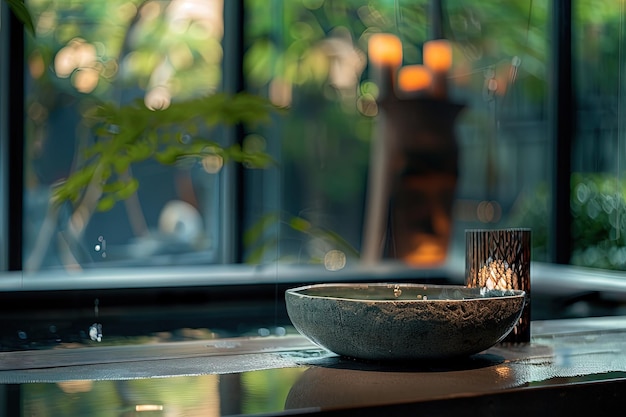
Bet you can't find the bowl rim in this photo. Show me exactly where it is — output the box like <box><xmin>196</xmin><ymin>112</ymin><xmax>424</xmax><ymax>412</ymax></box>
<box><xmin>285</xmin><ymin>282</ymin><xmax>526</xmax><ymax>303</ymax></box>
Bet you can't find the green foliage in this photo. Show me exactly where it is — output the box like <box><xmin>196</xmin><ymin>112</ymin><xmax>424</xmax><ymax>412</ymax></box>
<box><xmin>52</xmin><ymin>93</ymin><xmax>280</xmax><ymax>211</ymax></box>
<box><xmin>570</xmin><ymin>173</ymin><xmax>626</xmax><ymax>270</ymax></box>
<box><xmin>508</xmin><ymin>174</ymin><xmax>626</xmax><ymax>270</ymax></box>
<box><xmin>243</xmin><ymin>211</ymin><xmax>359</xmax><ymax>264</ymax></box>
<box><xmin>6</xmin><ymin>0</ymin><xmax>35</xmax><ymax>36</ymax></box>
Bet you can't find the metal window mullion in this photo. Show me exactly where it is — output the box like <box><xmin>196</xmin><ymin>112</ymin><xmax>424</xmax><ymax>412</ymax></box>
<box><xmin>549</xmin><ymin>0</ymin><xmax>574</xmax><ymax>264</ymax></box>
<box><xmin>221</xmin><ymin>0</ymin><xmax>245</xmax><ymax>264</ymax></box>
<box><xmin>1</xmin><ymin>5</ymin><xmax>25</xmax><ymax>271</ymax></box>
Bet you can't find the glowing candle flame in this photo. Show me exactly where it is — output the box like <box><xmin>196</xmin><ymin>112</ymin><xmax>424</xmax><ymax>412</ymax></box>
<box><xmin>368</xmin><ymin>34</ymin><xmax>403</xmax><ymax>67</ymax></box>
<box><xmin>423</xmin><ymin>39</ymin><xmax>452</xmax><ymax>73</ymax></box>
<box><xmin>398</xmin><ymin>65</ymin><xmax>432</xmax><ymax>92</ymax></box>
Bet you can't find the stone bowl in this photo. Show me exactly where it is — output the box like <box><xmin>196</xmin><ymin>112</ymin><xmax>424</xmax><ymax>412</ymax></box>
<box><xmin>285</xmin><ymin>283</ymin><xmax>526</xmax><ymax>361</ymax></box>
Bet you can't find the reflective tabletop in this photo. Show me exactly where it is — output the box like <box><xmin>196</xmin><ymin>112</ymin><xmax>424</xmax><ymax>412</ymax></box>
<box><xmin>2</xmin><ymin>316</ymin><xmax>626</xmax><ymax>416</ymax></box>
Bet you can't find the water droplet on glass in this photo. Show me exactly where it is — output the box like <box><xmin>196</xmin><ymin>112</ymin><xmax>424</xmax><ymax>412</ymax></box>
<box><xmin>258</xmin><ymin>328</ymin><xmax>271</xmax><ymax>337</ymax></box>
<box><xmin>18</xmin><ymin>331</ymin><xmax>27</xmax><ymax>340</ymax></box>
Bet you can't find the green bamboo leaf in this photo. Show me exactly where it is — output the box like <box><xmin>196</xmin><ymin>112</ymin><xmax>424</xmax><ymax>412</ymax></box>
<box><xmin>154</xmin><ymin>146</ymin><xmax>182</xmax><ymax>165</ymax></box>
<box><xmin>7</xmin><ymin>0</ymin><xmax>35</xmax><ymax>37</ymax></box>
<box><xmin>51</xmin><ymin>182</ymin><xmax>77</xmax><ymax>206</ymax></box>
<box><xmin>112</xmin><ymin>156</ymin><xmax>131</xmax><ymax>174</ymax></box>
<box><xmin>307</xmin><ymin>226</ymin><xmax>360</xmax><ymax>258</ymax></box>
<box><xmin>288</xmin><ymin>217</ymin><xmax>312</xmax><ymax>233</ymax></box>
<box><xmin>243</xmin><ymin>212</ymin><xmax>280</xmax><ymax>247</ymax></box>
<box><xmin>185</xmin><ymin>124</ymin><xmax>198</xmax><ymax>135</ymax></box>
<box><xmin>126</xmin><ymin>141</ymin><xmax>153</xmax><ymax>161</ymax></box>
<box><xmin>96</xmin><ymin>196</ymin><xmax>117</xmax><ymax>212</ymax></box>
<box><xmin>285</xmin><ymin>215</ymin><xmax>360</xmax><ymax>258</ymax></box>
<box><xmin>101</xmin><ymin>180</ymin><xmax>123</xmax><ymax>193</ymax></box>
<box><xmin>115</xmin><ymin>178</ymin><xmax>139</xmax><ymax>199</ymax></box>
<box><xmin>245</xmin><ymin>236</ymin><xmax>279</xmax><ymax>264</ymax></box>
<box><xmin>240</xmin><ymin>151</ymin><xmax>276</xmax><ymax>169</ymax></box>
<box><xmin>56</xmin><ymin>91</ymin><xmax>281</xmax><ymax>209</ymax></box>
<box><xmin>147</xmin><ymin>131</ymin><xmax>159</xmax><ymax>146</ymax></box>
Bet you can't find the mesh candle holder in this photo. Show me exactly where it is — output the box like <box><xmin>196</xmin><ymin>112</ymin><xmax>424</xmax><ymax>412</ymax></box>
<box><xmin>465</xmin><ymin>228</ymin><xmax>531</xmax><ymax>343</ymax></box>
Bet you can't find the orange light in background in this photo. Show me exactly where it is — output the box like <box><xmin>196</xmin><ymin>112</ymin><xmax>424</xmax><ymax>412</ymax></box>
<box><xmin>476</xmin><ymin>200</ymin><xmax>502</xmax><ymax>223</ymax></box>
<box><xmin>269</xmin><ymin>77</ymin><xmax>292</xmax><ymax>107</ymax></box>
<box><xmin>494</xmin><ymin>365</ymin><xmax>512</xmax><ymax>379</ymax></box>
<box><xmin>135</xmin><ymin>405</ymin><xmax>164</xmax><ymax>412</ymax></box>
<box><xmin>423</xmin><ymin>39</ymin><xmax>452</xmax><ymax>72</ymax></box>
<box><xmin>403</xmin><ymin>239</ymin><xmax>447</xmax><ymax>266</ymax></box>
<box><xmin>144</xmin><ymin>86</ymin><xmax>172</xmax><ymax>110</ymax></box>
<box><xmin>397</xmin><ymin>65</ymin><xmax>432</xmax><ymax>92</ymax></box>
<box><xmin>324</xmin><ymin>249</ymin><xmax>347</xmax><ymax>271</ymax></box>
<box><xmin>368</xmin><ymin>34</ymin><xmax>403</xmax><ymax>67</ymax></box>
<box><xmin>73</xmin><ymin>68</ymin><xmax>99</xmax><ymax>93</ymax></box>
<box><xmin>493</xmin><ymin>61</ymin><xmax>513</xmax><ymax>96</ymax></box>
<box><xmin>57</xmin><ymin>380</ymin><xmax>93</xmax><ymax>394</ymax></box>
<box><xmin>201</xmin><ymin>154</ymin><xmax>224</xmax><ymax>174</ymax></box>
<box><xmin>54</xmin><ymin>47</ymin><xmax>78</xmax><ymax>78</ymax></box>
<box><xmin>29</xmin><ymin>50</ymin><xmax>45</xmax><ymax>79</ymax></box>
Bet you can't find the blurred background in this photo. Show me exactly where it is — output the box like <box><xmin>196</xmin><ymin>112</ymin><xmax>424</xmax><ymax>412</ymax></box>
<box><xmin>8</xmin><ymin>0</ymin><xmax>625</xmax><ymax>272</ymax></box>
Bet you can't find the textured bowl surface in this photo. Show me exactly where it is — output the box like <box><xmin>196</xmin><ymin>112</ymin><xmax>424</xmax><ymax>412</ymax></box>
<box><xmin>285</xmin><ymin>283</ymin><xmax>526</xmax><ymax>361</ymax></box>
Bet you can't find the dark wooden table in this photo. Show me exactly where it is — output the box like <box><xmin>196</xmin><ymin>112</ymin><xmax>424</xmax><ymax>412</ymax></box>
<box><xmin>2</xmin><ymin>316</ymin><xmax>626</xmax><ymax>416</ymax></box>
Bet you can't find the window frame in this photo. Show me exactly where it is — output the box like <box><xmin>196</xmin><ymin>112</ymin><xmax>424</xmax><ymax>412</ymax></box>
<box><xmin>1</xmin><ymin>0</ymin><xmax>25</xmax><ymax>272</ymax></box>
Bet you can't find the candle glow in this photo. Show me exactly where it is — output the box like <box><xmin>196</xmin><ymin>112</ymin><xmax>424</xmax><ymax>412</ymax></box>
<box><xmin>423</xmin><ymin>39</ymin><xmax>452</xmax><ymax>72</ymax></box>
<box><xmin>398</xmin><ymin>65</ymin><xmax>432</xmax><ymax>92</ymax></box>
<box><xmin>368</xmin><ymin>34</ymin><xmax>403</xmax><ymax>67</ymax></box>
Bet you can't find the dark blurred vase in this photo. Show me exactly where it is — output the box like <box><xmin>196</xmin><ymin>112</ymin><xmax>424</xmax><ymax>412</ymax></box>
<box><xmin>381</xmin><ymin>97</ymin><xmax>464</xmax><ymax>266</ymax></box>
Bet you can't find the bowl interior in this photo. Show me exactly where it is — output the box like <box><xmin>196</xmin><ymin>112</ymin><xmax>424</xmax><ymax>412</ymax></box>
<box><xmin>288</xmin><ymin>283</ymin><xmax>524</xmax><ymax>302</ymax></box>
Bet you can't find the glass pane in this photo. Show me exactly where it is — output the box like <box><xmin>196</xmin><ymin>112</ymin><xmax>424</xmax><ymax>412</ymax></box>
<box><xmin>572</xmin><ymin>0</ymin><xmax>626</xmax><ymax>270</ymax></box>
<box><xmin>23</xmin><ymin>0</ymin><xmax>234</xmax><ymax>270</ymax></box>
<box><xmin>243</xmin><ymin>0</ymin><xmax>550</xmax><ymax>267</ymax></box>
<box><xmin>20</xmin><ymin>0</ymin><xmax>552</xmax><ymax>274</ymax></box>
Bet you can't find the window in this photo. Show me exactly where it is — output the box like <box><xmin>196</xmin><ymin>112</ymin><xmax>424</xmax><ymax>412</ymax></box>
<box><xmin>21</xmin><ymin>0</ymin><xmax>234</xmax><ymax>270</ymax></box>
<box><xmin>1</xmin><ymin>0</ymin><xmax>626</xmax><ymax>345</ymax></box>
